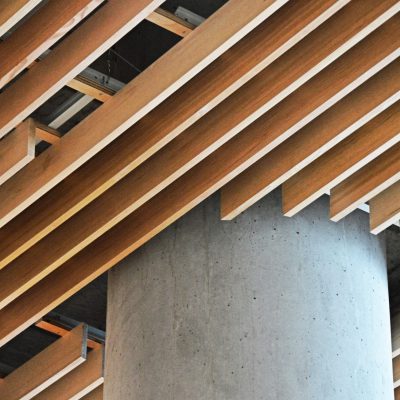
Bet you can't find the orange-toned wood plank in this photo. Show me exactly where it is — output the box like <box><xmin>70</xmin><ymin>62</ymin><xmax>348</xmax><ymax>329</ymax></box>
<box><xmin>220</xmin><ymin>61</ymin><xmax>400</xmax><ymax>219</ymax></box>
<box><xmin>1</xmin><ymin>0</ymin><xmax>388</xmax><ymax>270</ymax></box>
<box><xmin>0</xmin><ymin>118</ymin><xmax>35</xmax><ymax>185</ymax></box>
<box><xmin>67</xmin><ymin>75</ymin><xmax>114</xmax><ymax>102</ymax></box>
<box><xmin>35</xmin><ymin>320</ymin><xmax>100</xmax><ymax>349</ymax></box>
<box><xmin>0</xmin><ymin>324</ymin><xmax>87</xmax><ymax>399</ymax></box>
<box><xmin>0</xmin><ymin>0</ymin><xmax>286</xmax><ymax>227</ymax></box>
<box><xmin>0</xmin><ymin>0</ymin><xmax>165</xmax><ymax>140</ymax></box>
<box><xmin>35</xmin><ymin>346</ymin><xmax>104</xmax><ymax>400</ymax></box>
<box><xmin>0</xmin><ymin>0</ymin><xmax>41</xmax><ymax>37</ymax></box>
<box><xmin>370</xmin><ymin>181</ymin><xmax>400</xmax><ymax>234</ymax></box>
<box><xmin>281</xmin><ymin>99</ymin><xmax>400</xmax><ymax>216</ymax></box>
<box><xmin>0</xmin><ymin>0</ymin><xmax>104</xmax><ymax>89</ymax></box>
<box><xmin>330</xmin><ymin>142</ymin><xmax>400</xmax><ymax>221</ymax></box>
<box><xmin>146</xmin><ymin>8</ymin><xmax>195</xmax><ymax>37</ymax></box>
<box><xmin>1</xmin><ymin>10</ymin><xmax>400</xmax><ymax>347</ymax></box>
<box><xmin>82</xmin><ymin>386</ymin><xmax>103</xmax><ymax>400</ymax></box>
<box><xmin>395</xmin><ymin>355</ymin><xmax>400</xmax><ymax>389</ymax></box>
<box><xmin>2</xmin><ymin>2</ymin><xmax>396</xmax><ymax>308</ymax></box>
<box><xmin>34</xmin><ymin>122</ymin><xmax>62</xmax><ymax>144</ymax></box>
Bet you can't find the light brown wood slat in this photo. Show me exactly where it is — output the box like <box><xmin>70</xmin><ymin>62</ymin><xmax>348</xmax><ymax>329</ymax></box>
<box><xmin>35</xmin><ymin>346</ymin><xmax>104</xmax><ymax>400</ymax></box>
<box><xmin>0</xmin><ymin>0</ymin><xmax>104</xmax><ymax>89</ymax></box>
<box><xmin>2</xmin><ymin>14</ymin><xmax>400</xmax><ymax>346</ymax></box>
<box><xmin>0</xmin><ymin>0</ymin><xmax>344</xmax><ymax>268</ymax></box>
<box><xmin>0</xmin><ymin>5</ymin><xmax>396</xmax><ymax>308</ymax></box>
<box><xmin>35</xmin><ymin>122</ymin><xmax>62</xmax><ymax>144</ymax></box>
<box><xmin>146</xmin><ymin>8</ymin><xmax>195</xmax><ymax>37</ymax></box>
<box><xmin>0</xmin><ymin>0</ymin><xmax>286</xmax><ymax>228</ymax></box>
<box><xmin>0</xmin><ymin>0</ymin><xmax>165</xmax><ymax>140</ymax></box>
<box><xmin>370</xmin><ymin>181</ymin><xmax>400</xmax><ymax>234</ymax></box>
<box><xmin>281</xmin><ymin>100</ymin><xmax>400</xmax><ymax>217</ymax></box>
<box><xmin>396</xmin><ymin>387</ymin><xmax>400</xmax><ymax>400</ymax></box>
<box><xmin>67</xmin><ymin>75</ymin><xmax>114</xmax><ymax>102</ymax></box>
<box><xmin>82</xmin><ymin>386</ymin><xmax>103</xmax><ymax>400</ymax></box>
<box><xmin>330</xmin><ymin>142</ymin><xmax>400</xmax><ymax>221</ymax></box>
<box><xmin>0</xmin><ymin>0</ymin><xmax>42</xmax><ymax>37</ymax></box>
<box><xmin>0</xmin><ymin>118</ymin><xmax>35</xmax><ymax>186</ymax></box>
<box><xmin>395</xmin><ymin>355</ymin><xmax>400</xmax><ymax>389</ymax></box>
<box><xmin>0</xmin><ymin>324</ymin><xmax>87</xmax><ymax>399</ymax></box>
<box><xmin>220</xmin><ymin>60</ymin><xmax>400</xmax><ymax>220</ymax></box>
<box><xmin>35</xmin><ymin>320</ymin><xmax>101</xmax><ymax>349</ymax></box>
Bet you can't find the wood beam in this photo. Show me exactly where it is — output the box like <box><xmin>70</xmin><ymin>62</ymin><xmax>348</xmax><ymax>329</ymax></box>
<box><xmin>34</xmin><ymin>122</ymin><xmax>62</xmax><ymax>144</ymax></box>
<box><xmin>1</xmin><ymin>14</ymin><xmax>400</xmax><ymax>347</ymax></box>
<box><xmin>0</xmin><ymin>0</ymin><xmax>104</xmax><ymax>89</ymax></box>
<box><xmin>281</xmin><ymin>99</ymin><xmax>400</xmax><ymax>216</ymax></box>
<box><xmin>0</xmin><ymin>324</ymin><xmax>87</xmax><ymax>399</ymax></box>
<box><xmin>0</xmin><ymin>3</ymin><xmax>396</xmax><ymax>308</ymax></box>
<box><xmin>0</xmin><ymin>0</ymin><xmax>287</xmax><ymax>227</ymax></box>
<box><xmin>0</xmin><ymin>0</ymin><xmax>165</xmax><ymax>140</ymax></box>
<box><xmin>395</xmin><ymin>355</ymin><xmax>400</xmax><ymax>389</ymax></box>
<box><xmin>82</xmin><ymin>386</ymin><xmax>103</xmax><ymax>400</ymax></box>
<box><xmin>0</xmin><ymin>0</ymin><xmax>42</xmax><ymax>37</ymax></box>
<box><xmin>220</xmin><ymin>60</ymin><xmax>400</xmax><ymax>219</ymax></box>
<box><xmin>370</xmin><ymin>181</ymin><xmax>400</xmax><ymax>234</ymax></box>
<box><xmin>35</xmin><ymin>320</ymin><xmax>101</xmax><ymax>350</ymax></box>
<box><xmin>0</xmin><ymin>0</ymin><xmax>341</xmax><ymax>267</ymax></box>
<box><xmin>35</xmin><ymin>346</ymin><xmax>104</xmax><ymax>400</ymax></box>
<box><xmin>146</xmin><ymin>8</ymin><xmax>195</xmax><ymax>37</ymax></box>
<box><xmin>0</xmin><ymin>118</ymin><xmax>35</xmax><ymax>186</ymax></box>
<box><xmin>330</xmin><ymin>142</ymin><xmax>400</xmax><ymax>221</ymax></box>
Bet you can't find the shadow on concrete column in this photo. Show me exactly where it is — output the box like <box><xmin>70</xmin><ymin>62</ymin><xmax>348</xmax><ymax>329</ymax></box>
<box><xmin>105</xmin><ymin>190</ymin><xmax>393</xmax><ymax>400</ymax></box>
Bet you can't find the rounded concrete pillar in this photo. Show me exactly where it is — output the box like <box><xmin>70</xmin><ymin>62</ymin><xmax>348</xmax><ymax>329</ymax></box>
<box><xmin>104</xmin><ymin>191</ymin><xmax>393</xmax><ymax>399</ymax></box>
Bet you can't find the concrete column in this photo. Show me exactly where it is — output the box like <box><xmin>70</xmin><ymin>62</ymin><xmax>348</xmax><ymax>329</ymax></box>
<box><xmin>104</xmin><ymin>191</ymin><xmax>393</xmax><ymax>400</ymax></box>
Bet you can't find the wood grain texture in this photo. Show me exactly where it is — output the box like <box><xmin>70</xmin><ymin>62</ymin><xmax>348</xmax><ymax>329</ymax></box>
<box><xmin>330</xmin><ymin>142</ymin><xmax>400</xmax><ymax>221</ymax></box>
<box><xmin>0</xmin><ymin>0</ymin><xmax>286</xmax><ymax>227</ymax></box>
<box><xmin>0</xmin><ymin>0</ymin><xmax>335</xmax><ymax>268</ymax></box>
<box><xmin>0</xmin><ymin>0</ymin><xmax>41</xmax><ymax>37</ymax></box>
<box><xmin>0</xmin><ymin>118</ymin><xmax>35</xmax><ymax>186</ymax></box>
<box><xmin>35</xmin><ymin>122</ymin><xmax>62</xmax><ymax>144</ymax></box>
<box><xmin>282</xmin><ymin>100</ymin><xmax>400</xmax><ymax>216</ymax></box>
<box><xmin>370</xmin><ymin>181</ymin><xmax>400</xmax><ymax>234</ymax></box>
<box><xmin>2</xmin><ymin>11</ymin><xmax>400</xmax><ymax>346</ymax></box>
<box><xmin>146</xmin><ymin>8</ymin><xmax>195</xmax><ymax>37</ymax></box>
<box><xmin>0</xmin><ymin>0</ymin><xmax>104</xmax><ymax>89</ymax></box>
<box><xmin>35</xmin><ymin>320</ymin><xmax>101</xmax><ymax>349</ymax></box>
<box><xmin>0</xmin><ymin>0</ymin><xmax>165</xmax><ymax>140</ymax></box>
<box><xmin>0</xmin><ymin>1</ymin><xmax>394</xmax><ymax>306</ymax></box>
<box><xmin>0</xmin><ymin>324</ymin><xmax>87</xmax><ymax>399</ymax></box>
<box><xmin>220</xmin><ymin>60</ymin><xmax>400</xmax><ymax>219</ymax></box>
<box><xmin>81</xmin><ymin>386</ymin><xmax>103</xmax><ymax>400</ymax></box>
<box><xmin>395</xmin><ymin>355</ymin><xmax>400</xmax><ymax>389</ymax></box>
<box><xmin>35</xmin><ymin>346</ymin><xmax>104</xmax><ymax>400</ymax></box>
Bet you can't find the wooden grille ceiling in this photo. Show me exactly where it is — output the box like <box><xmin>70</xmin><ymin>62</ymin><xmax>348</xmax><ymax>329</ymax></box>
<box><xmin>0</xmin><ymin>0</ymin><xmax>399</xmax><ymax>368</ymax></box>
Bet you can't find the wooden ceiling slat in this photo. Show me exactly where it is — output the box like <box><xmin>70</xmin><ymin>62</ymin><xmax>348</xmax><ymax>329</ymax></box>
<box><xmin>0</xmin><ymin>0</ymin><xmax>286</xmax><ymax>228</ymax></box>
<box><xmin>370</xmin><ymin>181</ymin><xmax>400</xmax><ymax>234</ymax></box>
<box><xmin>0</xmin><ymin>118</ymin><xmax>35</xmax><ymax>186</ymax></box>
<box><xmin>0</xmin><ymin>4</ymin><xmax>397</xmax><ymax>311</ymax></box>
<box><xmin>330</xmin><ymin>142</ymin><xmax>400</xmax><ymax>222</ymax></box>
<box><xmin>0</xmin><ymin>0</ymin><xmax>165</xmax><ymax>140</ymax></box>
<box><xmin>81</xmin><ymin>386</ymin><xmax>103</xmax><ymax>400</ymax></box>
<box><xmin>34</xmin><ymin>346</ymin><xmax>104</xmax><ymax>400</ymax></box>
<box><xmin>1</xmin><ymin>13</ymin><xmax>400</xmax><ymax>347</ymax></box>
<box><xmin>0</xmin><ymin>0</ymin><xmax>336</xmax><ymax>268</ymax></box>
<box><xmin>220</xmin><ymin>61</ymin><xmax>400</xmax><ymax>220</ymax></box>
<box><xmin>0</xmin><ymin>0</ymin><xmax>104</xmax><ymax>89</ymax></box>
<box><xmin>282</xmin><ymin>101</ymin><xmax>400</xmax><ymax>217</ymax></box>
<box><xmin>0</xmin><ymin>0</ymin><xmax>42</xmax><ymax>38</ymax></box>
<box><xmin>146</xmin><ymin>8</ymin><xmax>196</xmax><ymax>37</ymax></box>
<box><xmin>0</xmin><ymin>324</ymin><xmax>87</xmax><ymax>399</ymax></box>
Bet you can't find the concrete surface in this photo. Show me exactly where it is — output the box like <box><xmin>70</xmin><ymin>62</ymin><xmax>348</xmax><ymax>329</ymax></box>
<box><xmin>105</xmin><ymin>191</ymin><xmax>393</xmax><ymax>400</ymax></box>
